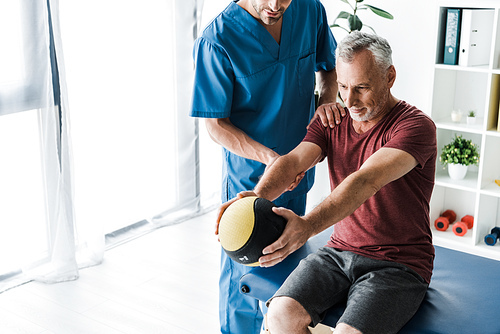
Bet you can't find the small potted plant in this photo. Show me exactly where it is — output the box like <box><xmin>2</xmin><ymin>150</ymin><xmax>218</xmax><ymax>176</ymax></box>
<box><xmin>440</xmin><ymin>134</ymin><xmax>480</xmax><ymax>180</ymax></box>
<box><xmin>467</xmin><ymin>110</ymin><xmax>477</xmax><ymax>125</ymax></box>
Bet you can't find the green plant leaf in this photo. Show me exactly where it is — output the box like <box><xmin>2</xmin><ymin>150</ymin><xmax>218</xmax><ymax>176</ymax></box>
<box><xmin>329</xmin><ymin>23</ymin><xmax>349</xmax><ymax>33</ymax></box>
<box><xmin>335</xmin><ymin>11</ymin><xmax>352</xmax><ymax>20</ymax></box>
<box><xmin>348</xmin><ymin>14</ymin><xmax>363</xmax><ymax>31</ymax></box>
<box><xmin>363</xmin><ymin>4</ymin><xmax>394</xmax><ymax>19</ymax></box>
<box><xmin>363</xmin><ymin>24</ymin><xmax>377</xmax><ymax>34</ymax></box>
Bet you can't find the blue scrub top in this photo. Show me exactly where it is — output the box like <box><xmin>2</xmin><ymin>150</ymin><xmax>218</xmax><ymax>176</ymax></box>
<box><xmin>191</xmin><ymin>0</ymin><xmax>337</xmax><ymax>204</ymax></box>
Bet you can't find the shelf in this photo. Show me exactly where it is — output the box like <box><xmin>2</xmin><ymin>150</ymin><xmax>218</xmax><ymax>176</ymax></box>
<box><xmin>433</xmin><ymin>227</ymin><xmax>500</xmax><ymax>261</ymax></box>
<box><xmin>481</xmin><ymin>181</ymin><xmax>500</xmax><ymax>197</ymax></box>
<box><xmin>486</xmin><ymin>129</ymin><xmax>500</xmax><ymax>137</ymax></box>
<box><xmin>432</xmin><ymin>228</ymin><xmax>474</xmax><ymax>246</ymax></box>
<box><xmin>431</xmin><ymin>3</ymin><xmax>500</xmax><ymax>261</ymax></box>
<box><xmin>434</xmin><ymin>63</ymin><xmax>490</xmax><ymax>73</ymax></box>
<box><xmin>472</xmin><ymin>243</ymin><xmax>500</xmax><ymax>261</ymax></box>
<box><xmin>434</xmin><ymin>119</ymin><xmax>484</xmax><ymax>133</ymax></box>
<box><xmin>435</xmin><ymin>168</ymin><xmax>478</xmax><ymax>191</ymax></box>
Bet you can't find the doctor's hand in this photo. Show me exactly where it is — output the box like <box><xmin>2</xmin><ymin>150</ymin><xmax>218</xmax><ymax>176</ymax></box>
<box><xmin>215</xmin><ymin>191</ymin><xmax>257</xmax><ymax>236</ymax></box>
<box><xmin>258</xmin><ymin>207</ymin><xmax>313</xmax><ymax>267</ymax></box>
<box><xmin>308</xmin><ymin>102</ymin><xmax>346</xmax><ymax>129</ymax></box>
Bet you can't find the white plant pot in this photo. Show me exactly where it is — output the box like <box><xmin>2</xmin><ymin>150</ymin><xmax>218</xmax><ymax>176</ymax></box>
<box><xmin>448</xmin><ymin>163</ymin><xmax>468</xmax><ymax>180</ymax></box>
<box><xmin>467</xmin><ymin>116</ymin><xmax>476</xmax><ymax>125</ymax></box>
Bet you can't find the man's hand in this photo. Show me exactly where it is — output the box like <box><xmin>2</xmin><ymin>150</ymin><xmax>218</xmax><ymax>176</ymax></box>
<box><xmin>258</xmin><ymin>207</ymin><xmax>313</xmax><ymax>267</ymax></box>
<box><xmin>215</xmin><ymin>191</ymin><xmax>257</xmax><ymax>236</ymax></box>
<box><xmin>308</xmin><ymin>102</ymin><xmax>346</xmax><ymax>129</ymax></box>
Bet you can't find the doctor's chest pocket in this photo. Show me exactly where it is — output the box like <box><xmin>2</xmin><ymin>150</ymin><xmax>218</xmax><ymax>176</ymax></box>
<box><xmin>297</xmin><ymin>53</ymin><xmax>316</xmax><ymax>97</ymax></box>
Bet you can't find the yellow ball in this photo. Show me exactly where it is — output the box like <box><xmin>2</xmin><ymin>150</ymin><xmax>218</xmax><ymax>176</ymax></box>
<box><xmin>219</xmin><ymin>197</ymin><xmax>286</xmax><ymax>266</ymax></box>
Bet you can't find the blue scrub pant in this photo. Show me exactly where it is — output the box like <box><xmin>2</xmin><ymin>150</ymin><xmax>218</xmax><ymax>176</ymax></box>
<box><xmin>219</xmin><ymin>195</ymin><xmax>307</xmax><ymax>334</ymax></box>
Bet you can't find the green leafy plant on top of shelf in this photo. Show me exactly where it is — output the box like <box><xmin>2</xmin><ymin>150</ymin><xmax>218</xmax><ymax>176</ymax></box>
<box><xmin>468</xmin><ymin>110</ymin><xmax>476</xmax><ymax>117</ymax></box>
<box><xmin>331</xmin><ymin>0</ymin><xmax>394</xmax><ymax>34</ymax></box>
<box><xmin>440</xmin><ymin>134</ymin><xmax>480</xmax><ymax>167</ymax></box>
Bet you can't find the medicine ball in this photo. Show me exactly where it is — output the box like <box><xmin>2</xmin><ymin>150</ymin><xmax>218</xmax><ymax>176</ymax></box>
<box><xmin>219</xmin><ymin>196</ymin><xmax>287</xmax><ymax>266</ymax></box>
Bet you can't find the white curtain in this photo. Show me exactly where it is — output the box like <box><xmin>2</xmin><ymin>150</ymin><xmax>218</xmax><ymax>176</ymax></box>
<box><xmin>0</xmin><ymin>0</ymin><xmax>81</xmax><ymax>290</ymax></box>
<box><xmin>0</xmin><ymin>0</ymin><xmax>209</xmax><ymax>292</ymax></box>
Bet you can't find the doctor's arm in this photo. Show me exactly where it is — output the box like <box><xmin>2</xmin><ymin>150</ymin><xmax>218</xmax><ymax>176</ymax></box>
<box><xmin>205</xmin><ymin>117</ymin><xmax>280</xmax><ymax>167</ymax></box>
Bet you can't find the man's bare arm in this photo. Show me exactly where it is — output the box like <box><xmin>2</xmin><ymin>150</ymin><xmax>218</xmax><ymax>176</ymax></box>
<box><xmin>254</xmin><ymin>142</ymin><xmax>324</xmax><ymax>201</ymax></box>
<box><xmin>259</xmin><ymin>147</ymin><xmax>419</xmax><ymax>267</ymax></box>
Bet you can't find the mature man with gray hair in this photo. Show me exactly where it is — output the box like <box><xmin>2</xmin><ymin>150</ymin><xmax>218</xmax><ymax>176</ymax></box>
<box><xmin>220</xmin><ymin>31</ymin><xmax>437</xmax><ymax>333</ymax></box>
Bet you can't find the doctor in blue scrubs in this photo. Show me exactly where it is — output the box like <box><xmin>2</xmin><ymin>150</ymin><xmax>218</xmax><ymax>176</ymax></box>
<box><xmin>190</xmin><ymin>0</ymin><xmax>339</xmax><ymax>332</ymax></box>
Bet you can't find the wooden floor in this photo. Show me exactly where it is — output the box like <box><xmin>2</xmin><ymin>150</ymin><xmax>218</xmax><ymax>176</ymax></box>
<box><xmin>0</xmin><ymin>211</ymin><xmax>221</xmax><ymax>333</ymax></box>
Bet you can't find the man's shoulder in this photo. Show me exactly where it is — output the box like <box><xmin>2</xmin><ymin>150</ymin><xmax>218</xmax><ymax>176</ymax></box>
<box><xmin>394</xmin><ymin>101</ymin><xmax>434</xmax><ymax>126</ymax></box>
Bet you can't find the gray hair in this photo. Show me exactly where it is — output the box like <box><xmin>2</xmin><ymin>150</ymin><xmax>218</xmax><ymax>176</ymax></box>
<box><xmin>336</xmin><ymin>31</ymin><xmax>393</xmax><ymax>72</ymax></box>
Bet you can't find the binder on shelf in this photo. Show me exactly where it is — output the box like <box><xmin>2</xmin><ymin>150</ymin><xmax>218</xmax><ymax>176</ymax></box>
<box><xmin>497</xmin><ymin>96</ymin><xmax>500</xmax><ymax>132</ymax></box>
<box><xmin>443</xmin><ymin>8</ymin><xmax>461</xmax><ymax>65</ymax></box>
<box><xmin>497</xmin><ymin>100</ymin><xmax>500</xmax><ymax>132</ymax></box>
<box><xmin>458</xmin><ymin>9</ymin><xmax>495</xmax><ymax>67</ymax></box>
<box><xmin>488</xmin><ymin>75</ymin><xmax>500</xmax><ymax>132</ymax></box>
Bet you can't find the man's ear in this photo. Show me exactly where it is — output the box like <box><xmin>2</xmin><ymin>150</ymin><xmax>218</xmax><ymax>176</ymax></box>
<box><xmin>387</xmin><ymin>65</ymin><xmax>396</xmax><ymax>88</ymax></box>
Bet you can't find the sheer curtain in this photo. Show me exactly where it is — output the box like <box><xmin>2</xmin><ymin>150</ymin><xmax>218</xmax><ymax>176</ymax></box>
<box><xmin>0</xmin><ymin>0</ymin><xmax>208</xmax><ymax>292</ymax></box>
<box><xmin>0</xmin><ymin>0</ymin><xmax>81</xmax><ymax>290</ymax></box>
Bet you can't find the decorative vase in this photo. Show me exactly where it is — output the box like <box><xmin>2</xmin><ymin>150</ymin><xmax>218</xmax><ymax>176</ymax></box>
<box><xmin>447</xmin><ymin>163</ymin><xmax>468</xmax><ymax>180</ymax></box>
<box><xmin>451</xmin><ymin>110</ymin><xmax>462</xmax><ymax>123</ymax></box>
<box><xmin>467</xmin><ymin>116</ymin><xmax>476</xmax><ymax>125</ymax></box>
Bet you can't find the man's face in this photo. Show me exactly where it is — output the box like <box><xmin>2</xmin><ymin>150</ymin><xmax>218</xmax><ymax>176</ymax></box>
<box><xmin>336</xmin><ymin>49</ymin><xmax>394</xmax><ymax>123</ymax></box>
<box><xmin>249</xmin><ymin>0</ymin><xmax>292</xmax><ymax>25</ymax></box>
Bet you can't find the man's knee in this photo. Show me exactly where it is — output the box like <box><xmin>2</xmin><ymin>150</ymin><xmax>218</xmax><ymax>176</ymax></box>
<box><xmin>267</xmin><ymin>296</ymin><xmax>311</xmax><ymax>333</ymax></box>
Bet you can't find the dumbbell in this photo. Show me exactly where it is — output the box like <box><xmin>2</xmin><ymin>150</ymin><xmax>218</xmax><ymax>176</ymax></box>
<box><xmin>485</xmin><ymin>227</ymin><xmax>500</xmax><ymax>246</ymax></box>
<box><xmin>434</xmin><ymin>210</ymin><xmax>457</xmax><ymax>231</ymax></box>
<box><xmin>452</xmin><ymin>215</ymin><xmax>474</xmax><ymax>236</ymax></box>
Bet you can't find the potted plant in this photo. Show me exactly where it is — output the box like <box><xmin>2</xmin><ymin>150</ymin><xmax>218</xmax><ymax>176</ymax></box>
<box><xmin>440</xmin><ymin>134</ymin><xmax>480</xmax><ymax>180</ymax></box>
<box><xmin>467</xmin><ymin>110</ymin><xmax>477</xmax><ymax>125</ymax></box>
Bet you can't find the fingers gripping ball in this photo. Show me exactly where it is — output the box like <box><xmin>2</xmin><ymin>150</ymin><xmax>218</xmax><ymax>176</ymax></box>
<box><xmin>219</xmin><ymin>197</ymin><xmax>286</xmax><ymax>266</ymax></box>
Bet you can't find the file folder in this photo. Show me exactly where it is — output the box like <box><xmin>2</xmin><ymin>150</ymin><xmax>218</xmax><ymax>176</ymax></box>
<box><xmin>443</xmin><ymin>8</ymin><xmax>461</xmax><ymax>65</ymax></box>
<box><xmin>458</xmin><ymin>9</ymin><xmax>495</xmax><ymax>67</ymax></box>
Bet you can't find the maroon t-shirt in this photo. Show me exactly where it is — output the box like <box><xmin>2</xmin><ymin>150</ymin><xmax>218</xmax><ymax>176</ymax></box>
<box><xmin>304</xmin><ymin>100</ymin><xmax>436</xmax><ymax>283</ymax></box>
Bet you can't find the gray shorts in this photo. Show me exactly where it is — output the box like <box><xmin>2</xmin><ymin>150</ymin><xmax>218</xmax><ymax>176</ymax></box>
<box><xmin>267</xmin><ymin>247</ymin><xmax>429</xmax><ymax>334</ymax></box>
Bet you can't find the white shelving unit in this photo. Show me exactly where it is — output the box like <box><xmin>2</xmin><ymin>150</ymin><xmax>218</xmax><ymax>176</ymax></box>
<box><xmin>430</xmin><ymin>2</ymin><xmax>500</xmax><ymax>260</ymax></box>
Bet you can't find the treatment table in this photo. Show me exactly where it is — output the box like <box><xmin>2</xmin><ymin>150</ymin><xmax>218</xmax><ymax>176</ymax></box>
<box><xmin>239</xmin><ymin>228</ymin><xmax>500</xmax><ymax>333</ymax></box>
